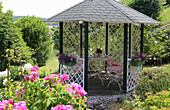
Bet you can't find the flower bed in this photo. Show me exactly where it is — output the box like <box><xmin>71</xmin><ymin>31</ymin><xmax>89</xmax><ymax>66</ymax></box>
<box><xmin>1</xmin><ymin>65</ymin><xmax>89</xmax><ymax>110</ymax></box>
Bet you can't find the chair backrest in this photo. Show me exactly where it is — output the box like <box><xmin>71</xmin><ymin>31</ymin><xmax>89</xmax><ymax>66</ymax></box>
<box><xmin>107</xmin><ymin>56</ymin><xmax>123</xmax><ymax>66</ymax></box>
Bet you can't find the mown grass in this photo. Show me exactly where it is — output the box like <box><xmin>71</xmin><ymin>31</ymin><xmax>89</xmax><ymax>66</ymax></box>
<box><xmin>40</xmin><ymin>48</ymin><xmax>59</xmax><ymax>74</ymax></box>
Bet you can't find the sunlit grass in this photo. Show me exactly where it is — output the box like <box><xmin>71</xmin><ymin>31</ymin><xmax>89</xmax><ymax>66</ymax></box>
<box><xmin>40</xmin><ymin>47</ymin><xmax>59</xmax><ymax>73</ymax></box>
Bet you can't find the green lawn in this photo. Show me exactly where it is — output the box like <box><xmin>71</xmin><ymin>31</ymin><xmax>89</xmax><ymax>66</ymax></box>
<box><xmin>40</xmin><ymin>48</ymin><xmax>59</xmax><ymax>74</ymax></box>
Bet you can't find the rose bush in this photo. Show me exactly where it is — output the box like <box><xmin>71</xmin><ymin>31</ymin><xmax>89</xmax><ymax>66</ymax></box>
<box><xmin>1</xmin><ymin>65</ymin><xmax>88</xmax><ymax>110</ymax></box>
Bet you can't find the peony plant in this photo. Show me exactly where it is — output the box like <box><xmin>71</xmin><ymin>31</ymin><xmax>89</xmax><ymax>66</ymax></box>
<box><xmin>2</xmin><ymin>65</ymin><xmax>88</xmax><ymax>110</ymax></box>
<box><xmin>0</xmin><ymin>100</ymin><xmax>27</xmax><ymax>110</ymax></box>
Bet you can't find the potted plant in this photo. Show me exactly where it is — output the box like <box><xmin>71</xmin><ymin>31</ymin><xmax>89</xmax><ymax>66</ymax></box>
<box><xmin>131</xmin><ymin>52</ymin><xmax>148</xmax><ymax>66</ymax></box>
<box><xmin>58</xmin><ymin>53</ymin><xmax>77</xmax><ymax>67</ymax></box>
<box><xmin>96</xmin><ymin>44</ymin><xmax>102</xmax><ymax>57</ymax></box>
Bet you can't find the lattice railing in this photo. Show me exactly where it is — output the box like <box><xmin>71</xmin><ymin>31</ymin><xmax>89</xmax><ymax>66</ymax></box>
<box><xmin>60</xmin><ymin>58</ymin><xmax>85</xmax><ymax>89</ymax></box>
<box><xmin>127</xmin><ymin>59</ymin><xmax>142</xmax><ymax>92</ymax></box>
<box><xmin>63</xmin><ymin>22</ymin><xmax>80</xmax><ymax>57</ymax></box>
<box><xmin>108</xmin><ymin>23</ymin><xmax>124</xmax><ymax>63</ymax></box>
<box><xmin>127</xmin><ymin>24</ymin><xmax>142</xmax><ymax>92</ymax></box>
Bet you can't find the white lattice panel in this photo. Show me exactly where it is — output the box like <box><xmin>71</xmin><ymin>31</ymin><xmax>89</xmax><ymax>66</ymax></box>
<box><xmin>63</xmin><ymin>22</ymin><xmax>80</xmax><ymax>57</ymax></box>
<box><xmin>108</xmin><ymin>23</ymin><xmax>124</xmax><ymax>63</ymax></box>
<box><xmin>60</xmin><ymin>58</ymin><xmax>85</xmax><ymax>89</ymax></box>
<box><xmin>127</xmin><ymin>62</ymin><xmax>142</xmax><ymax>92</ymax></box>
<box><xmin>88</xmin><ymin>22</ymin><xmax>105</xmax><ymax>56</ymax></box>
<box><xmin>132</xmin><ymin>24</ymin><xmax>141</xmax><ymax>52</ymax></box>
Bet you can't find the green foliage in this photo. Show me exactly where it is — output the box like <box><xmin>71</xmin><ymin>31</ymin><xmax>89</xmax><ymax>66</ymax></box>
<box><xmin>144</xmin><ymin>25</ymin><xmax>170</xmax><ymax>63</ymax></box>
<box><xmin>135</xmin><ymin>65</ymin><xmax>170</xmax><ymax>100</ymax></box>
<box><xmin>2</xmin><ymin>68</ymin><xmax>87</xmax><ymax>110</ymax></box>
<box><xmin>133</xmin><ymin>89</ymin><xmax>170</xmax><ymax>110</ymax></box>
<box><xmin>120</xmin><ymin>0</ymin><xmax>162</xmax><ymax>19</ymax></box>
<box><xmin>158</xmin><ymin>7</ymin><xmax>170</xmax><ymax>24</ymax></box>
<box><xmin>51</xmin><ymin>26</ymin><xmax>59</xmax><ymax>50</ymax></box>
<box><xmin>0</xmin><ymin>3</ymin><xmax>32</xmax><ymax>71</ymax></box>
<box><xmin>15</xmin><ymin>16</ymin><xmax>51</xmax><ymax>66</ymax></box>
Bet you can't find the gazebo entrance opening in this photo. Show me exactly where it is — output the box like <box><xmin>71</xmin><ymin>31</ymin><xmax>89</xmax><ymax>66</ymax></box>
<box><xmin>59</xmin><ymin>21</ymin><xmax>142</xmax><ymax>93</ymax></box>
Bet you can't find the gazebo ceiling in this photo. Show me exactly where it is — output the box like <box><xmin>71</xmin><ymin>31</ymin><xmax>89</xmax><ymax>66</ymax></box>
<box><xmin>46</xmin><ymin>0</ymin><xmax>159</xmax><ymax>24</ymax></box>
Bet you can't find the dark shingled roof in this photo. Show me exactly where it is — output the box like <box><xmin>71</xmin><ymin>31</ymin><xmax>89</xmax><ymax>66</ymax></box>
<box><xmin>46</xmin><ymin>0</ymin><xmax>159</xmax><ymax>24</ymax></box>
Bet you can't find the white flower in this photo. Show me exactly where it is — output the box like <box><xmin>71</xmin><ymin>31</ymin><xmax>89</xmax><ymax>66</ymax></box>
<box><xmin>24</xmin><ymin>63</ymin><xmax>33</xmax><ymax>71</ymax></box>
<box><xmin>0</xmin><ymin>70</ymin><xmax>10</xmax><ymax>77</ymax></box>
<box><xmin>155</xmin><ymin>41</ymin><xmax>158</xmax><ymax>44</ymax></box>
<box><xmin>3</xmin><ymin>78</ymin><xmax>8</xmax><ymax>86</ymax></box>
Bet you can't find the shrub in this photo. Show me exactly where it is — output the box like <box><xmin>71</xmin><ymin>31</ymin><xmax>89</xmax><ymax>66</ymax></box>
<box><xmin>133</xmin><ymin>89</ymin><xmax>170</xmax><ymax>110</ymax></box>
<box><xmin>144</xmin><ymin>25</ymin><xmax>170</xmax><ymax>64</ymax></box>
<box><xmin>1</xmin><ymin>66</ymin><xmax>88</xmax><ymax>110</ymax></box>
<box><xmin>15</xmin><ymin>16</ymin><xmax>51</xmax><ymax>66</ymax></box>
<box><xmin>135</xmin><ymin>66</ymin><xmax>170</xmax><ymax>100</ymax></box>
<box><xmin>0</xmin><ymin>3</ymin><xmax>32</xmax><ymax>71</ymax></box>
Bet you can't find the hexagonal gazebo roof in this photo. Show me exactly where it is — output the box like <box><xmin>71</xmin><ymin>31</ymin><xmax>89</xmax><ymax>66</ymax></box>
<box><xmin>46</xmin><ymin>0</ymin><xmax>159</xmax><ymax>24</ymax></box>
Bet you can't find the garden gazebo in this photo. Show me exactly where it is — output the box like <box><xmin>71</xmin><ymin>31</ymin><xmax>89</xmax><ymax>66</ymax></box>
<box><xmin>46</xmin><ymin>0</ymin><xmax>159</xmax><ymax>93</ymax></box>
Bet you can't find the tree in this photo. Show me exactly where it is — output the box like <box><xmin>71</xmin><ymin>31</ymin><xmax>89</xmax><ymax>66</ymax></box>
<box><xmin>15</xmin><ymin>16</ymin><xmax>51</xmax><ymax>66</ymax></box>
<box><xmin>0</xmin><ymin>3</ymin><xmax>32</xmax><ymax>71</ymax></box>
<box><xmin>120</xmin><ymin>0</ymin><xmax>162</xmax><ymax>19</ymax></box>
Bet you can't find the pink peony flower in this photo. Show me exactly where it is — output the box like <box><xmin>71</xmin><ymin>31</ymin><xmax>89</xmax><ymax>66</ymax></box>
<box><xmin>74</xmin><ymin>95</ymin><xmax>77</xmax><ymax>98</ymax></box>
<box><xmin>22</xmin><ymin>89</ymin><xmax>26</xmax><ymax>93</ymax></box>
<box><xmin>51</xmin><ymin>105</ymin><xmax>73</xmax><ymax>110</ymax></box>
<box><xmin>49</xmin><ymin>88</ymin><xmax>52</xmax><ymax>91</ymax></box>
<box><xmin>61</xmin><ymin>74</ymin><xmax>69</xmax><ymax>81</ymax></box>
<box><xmin>24</xmin><ymin>75</ymin><xmax>30</xmax><ymax>81</ymax></box>
<box><xmin>14</xmin><ymin>82</ymin><xmax>17</xmax><ymax>85</ymax></box>
<box><xmin>30</xmin><ymin>65</ymin><xmax>40</xmax><ymax>72</ymax></box>
<box><xmin>88</xmin><ymin>101</ymin><xmax>91</xmax><ymax>105</ymax></box>
<box><xmin>45</xmin><ymin>76</ymin><xmax>51</xmax><ymax>81</ymax></box>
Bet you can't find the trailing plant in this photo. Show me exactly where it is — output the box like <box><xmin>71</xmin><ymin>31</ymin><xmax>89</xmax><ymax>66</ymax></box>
<box><xmin>58</xmin><ymin>53</ymin><xmax>76</xmax><ymax>64</ymax></box>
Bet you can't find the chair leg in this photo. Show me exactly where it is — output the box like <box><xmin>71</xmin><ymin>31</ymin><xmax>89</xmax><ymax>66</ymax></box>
<box><xmin>107</xmin><ymin>79</ymin><xmax>121</xmax><ymax>91</ymax></box>
<box><xmin>97</xmin><ymin>73</ymin><xmax>104</xmax><ymax>85</ymax></box>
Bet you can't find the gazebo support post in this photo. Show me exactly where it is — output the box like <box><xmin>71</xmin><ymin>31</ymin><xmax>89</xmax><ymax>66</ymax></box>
<box><xmin>105</xmin><ymin>23</ymin><xmax>108</xmax><ymax>55</ymax></box>
<box><xmin>129</xmin><ymin>24</ymin><xmax>131</xmax><ymax>58</ymax></box>
<box><xmin>123</xmin><ymin>23</ymin><xmax>128</xmax><ymax>93</ymax></box>
<box><xmin>140</xmin><ymin>23</ymin><xmax>144</xmax><ymax>53</ymax></box>
<box><xmin>105</xmin><ymin>23</ymin><xmax>109</xmax><ymax>72</ymax></box>
<box><xmin>59</xmin><ymin>22</ymin><xmax>63</xmax><ymax>72</ymax></box>
<box><xmin>84</xmin><ymin>22</ymin><xmax>88</xmax><ymax>92</ymax></box>
<box><xmin>80</xmin><ymin>23</ymin><xmax>83</xmax><ymax>58</ymax></box>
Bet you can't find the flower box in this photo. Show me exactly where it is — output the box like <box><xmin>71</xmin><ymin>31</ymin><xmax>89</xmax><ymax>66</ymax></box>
<box><xmin>131</xmin><ymin>60</ymin><xmax>145</xmax><ymax>66</ymax></box>
<box><xmin>61</xmin><ymin>61</ymin><xmax>77</xmax><ymax>67</ymax></box>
